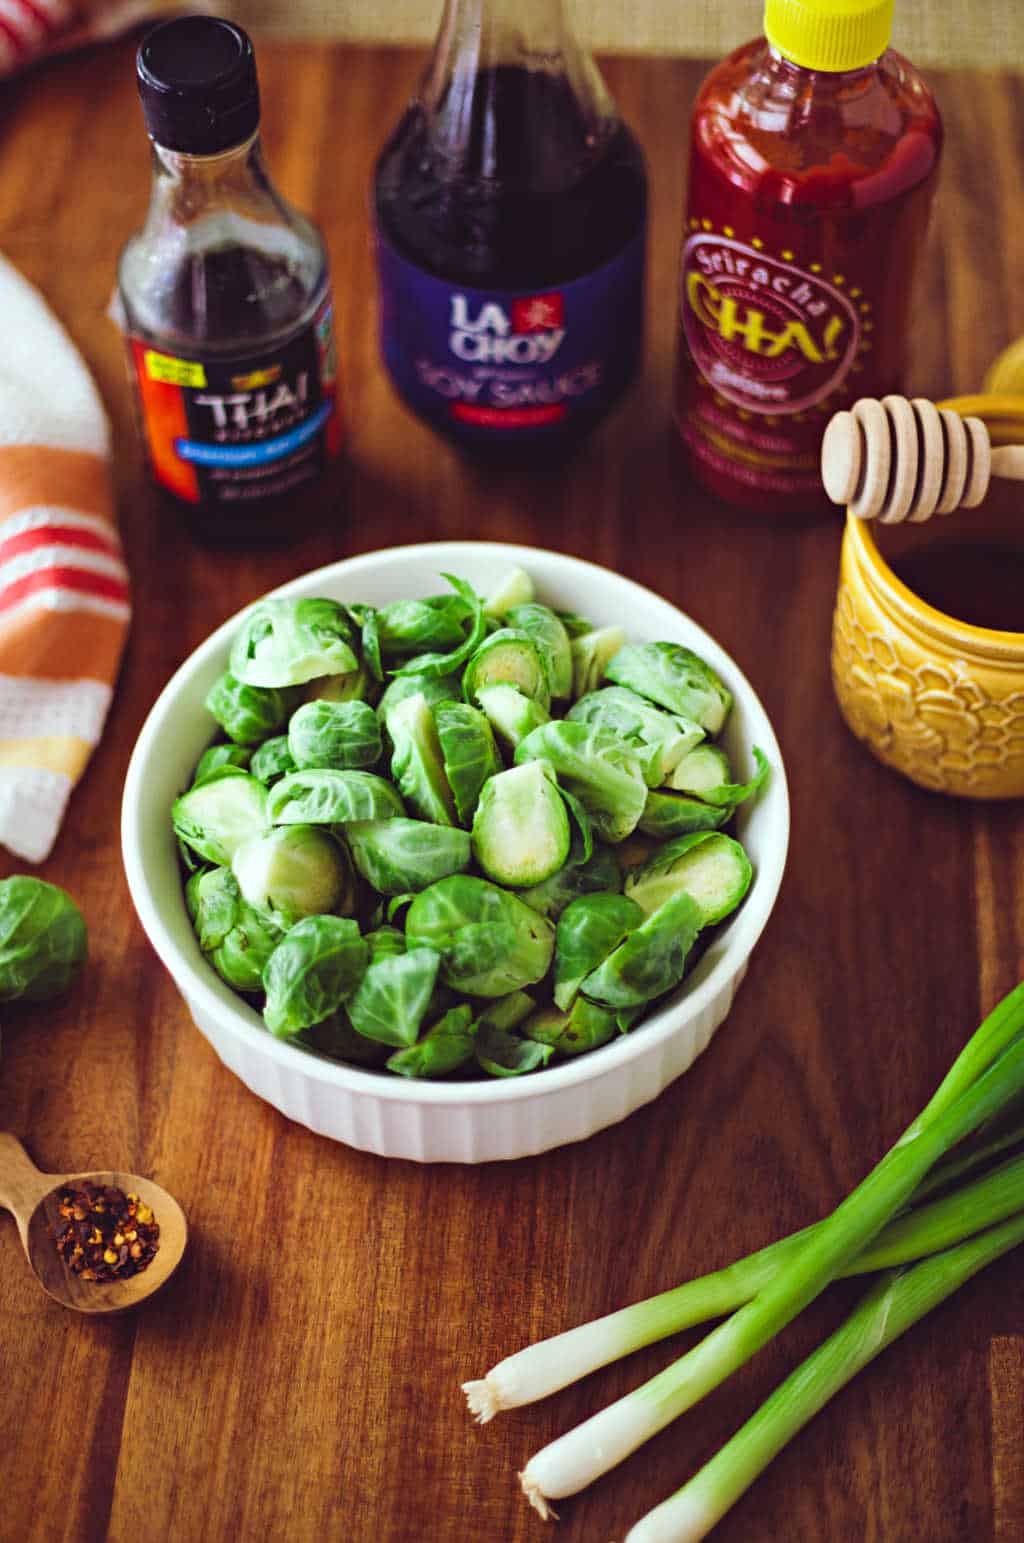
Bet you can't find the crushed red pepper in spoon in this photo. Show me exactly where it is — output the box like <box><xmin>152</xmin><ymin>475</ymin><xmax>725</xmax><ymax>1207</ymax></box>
<box><xmin>54</xmin><ymin>1182</ymin><xmax>160</xmax><ymax>1282</ymax></box>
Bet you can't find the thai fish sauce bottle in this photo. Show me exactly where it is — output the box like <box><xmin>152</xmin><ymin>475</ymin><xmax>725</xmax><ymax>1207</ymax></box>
<box><xmin>373</xmin><ymin>0</ymin><xmax>648</xmax><ymax>448</ymax></box>
<box><xmin>675</xmin><ymin>0</ymin><xmax>942</xmax><ymax>516</ymax></box>
<box><xmin>118</xmin><ymin>16</ymin><xmax>342</xmax><ymax>540</ymax></box>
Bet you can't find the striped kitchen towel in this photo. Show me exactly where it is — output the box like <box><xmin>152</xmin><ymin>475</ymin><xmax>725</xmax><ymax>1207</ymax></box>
<box><xmin>0</xmin><ymin>0</ymin><xmax>215</xmax><ymax>80</ymax></box>
<box><xmin>0</xmin><ymin>253</ymin><xmax>130</xmax><ymax>863</ymax></box>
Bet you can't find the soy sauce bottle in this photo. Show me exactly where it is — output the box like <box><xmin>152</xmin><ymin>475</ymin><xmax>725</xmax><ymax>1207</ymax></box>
<box><xmin>373</xmin><ymin>0</ymin><xmax>647</xmax><ymax>448</ymax></box>
<box><xmin>118</xmin><ymin>16</ymin><xmax>342</xmax><ymax>542</ymax></box>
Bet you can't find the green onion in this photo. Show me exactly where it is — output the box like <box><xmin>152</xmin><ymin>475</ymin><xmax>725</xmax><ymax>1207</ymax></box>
<box><xmin>463</xmin><ymin>1144</ymin><xmax>1024</xmax><ymax>1422</ymax></box>
<box><xmin>517</xmin><ymin>1002</ymin><xmax>1024</xmax><ymax>1515</ymax></box>
<box><xmin>622</xmin><ymin>1212</ymin><xmax>1024</xmax><ymax>1542</ymax></box>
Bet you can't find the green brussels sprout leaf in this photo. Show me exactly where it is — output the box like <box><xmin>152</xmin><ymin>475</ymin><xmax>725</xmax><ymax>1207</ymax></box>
<box><xmin>386</xmin><ymin>1004</ymin><xmax>477</xmax><ymax>1078</ymax></box>
<box><xmin>268</xmin><ymin>769</ymin><xmax>404</xmax><ymax>825</ymax></box>
<box><xmin>345</xmin><ymin>817</ymin><xmax>472</xmax><ymax>895</ymax></box>
<box><xmin>193</xmin><ymin>743</ymin><xmax>252</xmax><ymax>783</ymax></box>
<box><xmin>638</xmin><ymin>789</ymin><xmax>732</xmax><ymax>840</ymax></box>
<box><xmin>288</xmin><ymin>699</ymin><xmax>382</xmax><ymax>771</ymax></box>
<box><xmin>390</xmin><ymin>575</ymin><xmax>487</xmax><ymax>679</ymax></box>
<box><xmin>249</xmin><ymin>735</ymin><xmax>296</xmax><ymax>784</ymax></box>
<box><xmin>605</xmin><ymin>642</ymin><xmax>733</xmax><ymax>734</ymax></box>
<box><xmin>475</xmin><ymin>1022</ymin><xmax>554</xmax><ymax>1078</ymax></box>
<box><xmin>432</xmin><ymin>699</ymin><xmax>502</xmax><ymax>825</ymax></box>
<box><xmin>581</xmin><ymin>891</ymin><xmax>705</xmax><ymax>1009</ymax></box>
<box><xmin>405</xmin><ymin>875</ymin><xmax>555</xmax><ymax>997</ymax></box>
<box><xmin>347</xmin><ymin>947</ymin><xmax>441</xmax><ymax>1047</ymax></box>
<box><xmin>263</xmin><ymin>916</ymin><xmax>368</xmax><ymax>1037</ymax></box>
<box><xmin>517</xmin><ymin>842</ymin><xmax>622</xmax><ymax>919</ymax></box>
<box><xmin>205</xmin><ymin>672</ymin><xmax>297</xmax><ymax>745</ymax></box>
<box><xmin>554</xmin><ymin>892</ymin><xmax>645</xmax><ymax>1011</ymax></box>
<box><xmin>568</xmin><ymin>686</ymin><xmax>704</xmax><ymax>787</ymax></box>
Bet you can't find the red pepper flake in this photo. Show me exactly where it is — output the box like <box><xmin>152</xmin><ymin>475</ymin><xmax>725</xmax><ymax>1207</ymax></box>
<box><xmin>53</xmin><ymin>1183</ymin><xmax>159</xmax><ymax>1282</ymax></box>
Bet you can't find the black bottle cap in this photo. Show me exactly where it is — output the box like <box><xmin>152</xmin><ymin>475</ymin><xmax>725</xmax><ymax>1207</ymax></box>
<box><xmin>137</xmin><ymin>15</ymin><xmax>261</xmax><ymax>154</ymax></box>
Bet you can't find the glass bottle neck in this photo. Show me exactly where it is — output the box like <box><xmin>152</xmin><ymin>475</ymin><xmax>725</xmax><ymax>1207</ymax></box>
<box><xmin>432</xmin><ymin>0</ymin><xmax>572</xmax><ymax>65</ymax></box>
<box><xmin>151</xmin><ymin>132</ymin><xmax>267</xmax><ymax>191</ymax></box>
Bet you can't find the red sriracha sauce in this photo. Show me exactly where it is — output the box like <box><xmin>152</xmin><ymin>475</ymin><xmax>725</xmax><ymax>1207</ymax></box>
<box><xmin>674</xmin><ymin>0</ymin><xmax>942</xmax><ymax>517</ymax></box>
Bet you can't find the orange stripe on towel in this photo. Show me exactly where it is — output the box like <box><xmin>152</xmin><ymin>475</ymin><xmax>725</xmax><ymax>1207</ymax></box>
<box><xmin>0</xmin><ymin>446</ymin><xmax>114</xmax><ymax>525</ymax></box>
<box><xmin>0</xmin><ymin>605</ymin><xmax>127</xmax><ymax>682</ymax></box>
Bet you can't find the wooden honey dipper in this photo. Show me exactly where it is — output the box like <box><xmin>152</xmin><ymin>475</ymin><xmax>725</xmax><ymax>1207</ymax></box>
<box><xmin>821</xmin><ymin>395</ymin><xmax>1024</xmax><ymax>523</ymax></box>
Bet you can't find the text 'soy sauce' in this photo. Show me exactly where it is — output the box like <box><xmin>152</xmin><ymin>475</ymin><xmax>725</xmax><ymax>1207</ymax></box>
<box><xmin>675</xmin><ymin>0</ymin><xmax>942</xmax><ymax>517</ymax></box>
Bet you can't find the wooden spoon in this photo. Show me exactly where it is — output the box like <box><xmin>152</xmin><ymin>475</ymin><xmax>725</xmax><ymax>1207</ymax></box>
<box><xmin>0</xmin><ymin>1133</ymin><xmax>187</xmax><ymax>1313</ymax></box>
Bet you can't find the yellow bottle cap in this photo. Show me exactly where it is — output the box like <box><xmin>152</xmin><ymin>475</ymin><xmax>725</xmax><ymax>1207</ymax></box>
<box><xmin>764</xmin><ymin>0</ymin><xmax>894</xmax><ymax>72</ymax></box>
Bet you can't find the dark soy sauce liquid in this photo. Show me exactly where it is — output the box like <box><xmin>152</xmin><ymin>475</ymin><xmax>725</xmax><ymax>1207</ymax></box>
<box><xmin>893</xmin><ymin>543</ymin><xmax>1024</xmax><ymax>632</ymax></box>
<box><xmin>374</xmin><ymin>65</ymin><xmax>647</xmax><ymax>289</ymax></box>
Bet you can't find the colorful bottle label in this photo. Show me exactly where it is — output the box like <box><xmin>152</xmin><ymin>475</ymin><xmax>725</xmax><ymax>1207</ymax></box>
<box><xmin>375</xmin><ymin>230</ymin><xmax>645</xmax><ymax>438</ymax></box>
<box><xmin>127</xmin><ymin>294</ymin><xmax>341</xmax><ymax>508</ymax></box>
<box><xmin>676</xmin><ymin>226</ymin><xmax>877</xmax><ymax>501</ymax></box>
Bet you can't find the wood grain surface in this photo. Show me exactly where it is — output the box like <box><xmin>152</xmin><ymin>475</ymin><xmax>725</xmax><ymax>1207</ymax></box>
<box><xmin>0</xmin><ymin>40</ymin><xmax>1022</xmax><ymax>1543</ymax></box>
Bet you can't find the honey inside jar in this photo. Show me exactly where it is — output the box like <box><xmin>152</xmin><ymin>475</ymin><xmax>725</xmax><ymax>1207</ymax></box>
<box><xmin>874</xmin><ymin>478</ymin><xmax>1024</xmax><ymax>634</ymax></box>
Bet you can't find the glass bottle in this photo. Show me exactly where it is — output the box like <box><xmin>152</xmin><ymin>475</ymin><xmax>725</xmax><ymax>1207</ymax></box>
<box><xmin>373</xmin><ymin>0</ymin><xmax>647</xmax><ymax>449</ymax></box>
<box><xmin>118</xmin><ymin>16</ymin><xmax>342</xmax><ymax>543</ymax></box>
<box><xmin>674</xmin><ymin>0</ymin><xmax>943</xmax><ymax>518</ymax></box>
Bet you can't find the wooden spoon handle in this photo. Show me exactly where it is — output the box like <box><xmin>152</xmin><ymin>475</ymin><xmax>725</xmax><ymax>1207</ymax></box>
<box><xmin>989</xmin><ymin>444</ymin><xmax>1024</xmax><ymax>479</ymax></box>
<box><xmin>0</xmin><ymin>1133</ymin><xmax>53</xmax><ymax>1219</ymax></box>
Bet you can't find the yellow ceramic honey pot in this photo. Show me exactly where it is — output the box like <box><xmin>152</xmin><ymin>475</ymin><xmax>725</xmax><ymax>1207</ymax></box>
<box><xmin>829</xmin><ymin>391</ymin><xmax>1024</xmax><ymax>798</ymax></box>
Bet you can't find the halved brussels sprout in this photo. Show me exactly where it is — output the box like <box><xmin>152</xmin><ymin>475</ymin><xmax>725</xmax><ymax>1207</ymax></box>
<box><xmin>185</xmin><ymin>865</ymin><xmax>240</xmax><ymax>951</ymax></box>
<box><xmin>517</xmin><ymin>842</ymin><xmax>622</xmax><ymax>919</ymax></box>
<box><xmin>570</xmin><ymin>625</ymin><xmax>625</xmax><ymax>699</ymax></box>
<box><xmin>344</xmin><ymin>818</ymin><xmax>472</xmax><ymax>895</ymax></box>
<box><xmin>386</xmin><ymin>1003</ymin><xmax>477</xmax><ymax>1078</ymax></box>
<box><xmin>263</xmin><ymin>915</ymin><xmax>368</xmax><ymax>1037</ymax></box>
<box><xmin>605</xmin><ymin>642</ymin><xmax>732</xmax><ymax>734</ymax></box>
<box><xmin>232</xmin><ymin>825</ymin><xmax>354</xmax><ymax>923</ymax></box>
<box><xmin>475</xmin><ymin>1022</ymin><xmax>554</xmax><ymax>1078</ymax></box>
<box><xmin>522</xmin><ymin>997</ymin><xmax>618</xmax><ymax>1056</ymax></box>
<box><xmin>666</xmin><ymin>745</ymin><xmax>771</xmax><ymax>811</ymax></box>
<box><xmin>581</xmin><ymin>891</ymin><xmax>705</xmax><ymax>1009</ymax></box>
<box><xmin>505</xmin><ymin>603</ymin><xmax>573</xmax><ymax>700</ymax></box>
<box><xmin>637</xmin><ymin>789</ymin><xmax>731</xmax><ymax>839</ymax></box>
<box><xmin>463</xmin><ymin>628</ymin><xmax>551</xmax><ymax>712</ymax></box>
<box><xmin>405</xmin><ymin>875</ymin><xmax>555</xmax><ymax>997</ymax></box>
<box><xmin>268</xmin><ymin>769</ymin><xmax>404</xmax><ymax>826</ymax></box>
<box><xmin>249</xmin><ymin>735</ymin><xmax>296</xmax><ymax>785</ymax></box>
<box><xmin>229</xmin><ymin>597</ymin><xmax>358</xmax><ymax>687</ymax></box>
<box><xmin>389</xmin><ymin>575</ymin><xmax>487</xmax><ymax>680</ymax></box>
<box><xmin>568</xmin><ymin>687</ymin><xmax>704</xmax><ymax>787</ymax></box>
<box><xmin>624</xmin><ymin>832</ymin><xmax>753</xmax><ymax>924</ymax></box>
<box><xmin>193</xmin><ymin>743</ymin><xmax>252</xmax><ymax>783</ymax></box>
<box><xmin>432</xmin><ymin>700</ymin><xmax>502</xmax><ymax>825</ymax></box>
<box><xmin>388</xmin><ymin>692</ymin><xmax>458</xmax><ymax>826</ymax></box>
<box><xmin>473</xmin><ymin>684</ymin><xmax>550</xmax><ymax>751</ymax></box>
<box><xmin>347</xmin><ymin>947</ymin><xmax>441</xmax><ymax>1047</ymax></box>
<box><xmin>288</xmin><ymin>699</ymin><xmax>382</xmax><ymax>771</ymax></box>
<box><xmin>553</xmin><ymin>893</ymin><xmax>644</xmax><ymax>1011</ymax></box>
<box><xmin>205</xmin><ymin>672</ymin><xmax>297</xmax><ymax>745</ymax></box>
<box><xmin>514</xmin><ymin>721</ymin><xmax>647</xmax><ymax>843</ymax></box>
<box><xmin>472</xmin><ymin>762</ymin><xmax>570</xmax><ymax>888</ymax></box>
<box><xmin>0</xmin><ymin>876</ymin><xmax>88</xmax><ymax>1003</ymax></box>
<box><xmin>172</xmin><ymin>768</ymin><xmax>270</xmax><ymax>866</ymax></box>
<box><xmin>483</xmin><ymin>566</ymin><xmax>535</xmax><ymax>618</ymax></box>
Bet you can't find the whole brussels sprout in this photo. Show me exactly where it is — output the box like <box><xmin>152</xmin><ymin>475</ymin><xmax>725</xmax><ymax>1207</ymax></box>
<box><xmin>263</xmin><ymin>916</ymin><xmax>368</xmax><ymax>1037</ymax></box>
<box><xmin>405</xmin><ymin>875</ymin><xmax>555</xmax><ymax>997</ymax></box>
<box><xmin>230</xmin><ymin>597</ymin><xmax>359</xmax><ymax>687</ymax></box>
<box><xmin>605</xmin><ymin>642</ymin><xmax>732</xmax><ymax>734</ymax></box>
<box><xmin>288</xmin><ymin>699</ymin><xmax>382</xmax><ymax>771</ymax></box>
<box><xmin>205</xmin><ymin>672</ymin><xmax>297</xmax><ymax>745</ymax></box>
<box><xmin>0</xmin><ymin>876</ymin><xmax>87</xmax><ymax>1002</ymax></box>
<box><xmin>344</xmin><ymin>818</ymin><xmax>472</xmax><ymax>896</ymax></box>
<box><xmin>268</xmin><ymin>769</ymin><xmax>404</xmax><ymax>826</ymax></box>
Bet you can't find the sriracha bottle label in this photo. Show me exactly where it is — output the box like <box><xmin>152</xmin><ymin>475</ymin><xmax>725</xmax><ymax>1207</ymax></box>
<box><xmin>376</xmin><ymin>229</ymin><xmax>645</xmax><ymax>438</ymax></box>
<box><xmin>127</xmin><ymin>295</ymin><xmax>342</xmax><ymax>507</ymax></box>
<box><xmin>681</xmin><ymin>234</ymin><xmax>863</xmax><ymax>414</ymax></box>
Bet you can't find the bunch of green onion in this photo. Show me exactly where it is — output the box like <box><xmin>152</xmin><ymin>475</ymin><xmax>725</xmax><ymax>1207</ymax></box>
<box><xmin>462</xmin><ymin>983</ymin><xmax>1024</xmax><ymax>1540</ymax></box>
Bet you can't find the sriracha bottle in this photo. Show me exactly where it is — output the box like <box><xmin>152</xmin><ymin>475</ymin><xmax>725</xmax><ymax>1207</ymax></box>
<box><xmin>373</xmin><ymin>0</ymin><xmax>647</xmax><ymax>449</ymax></box>
<box><xmin>675</xmin><ymin>0</ymin><xmax>942</xmax><ymax>517</ymax></box>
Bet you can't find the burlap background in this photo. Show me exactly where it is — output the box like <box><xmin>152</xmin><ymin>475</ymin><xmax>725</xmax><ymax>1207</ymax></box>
<box><xmin>242</xmin><ymin>1</ymin><xmax>1023</xmax><ymax>69</ymax></box>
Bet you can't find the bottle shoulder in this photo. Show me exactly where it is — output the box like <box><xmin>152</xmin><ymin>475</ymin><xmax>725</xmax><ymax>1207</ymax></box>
<box><xmin>690</xmin><ymin>39</ymin><xmax>942</xmax><ymax>206</ymax></box>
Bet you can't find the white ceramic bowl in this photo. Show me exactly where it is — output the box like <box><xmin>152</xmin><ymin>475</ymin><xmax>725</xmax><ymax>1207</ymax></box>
<box><xmin>122</xmin><ymin>542</ymin><xmax>789</xmax><ymax>1163</ymax></box>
